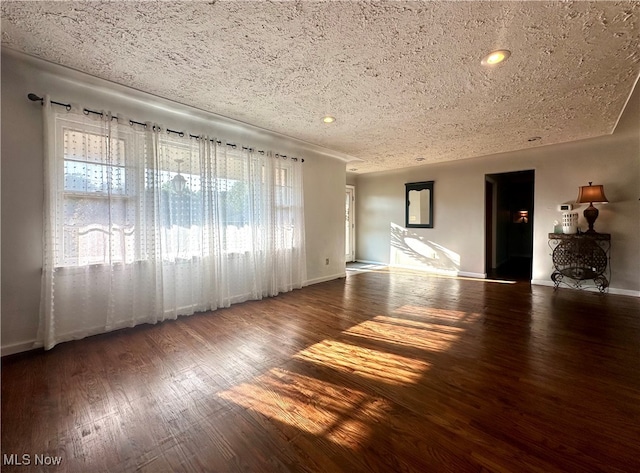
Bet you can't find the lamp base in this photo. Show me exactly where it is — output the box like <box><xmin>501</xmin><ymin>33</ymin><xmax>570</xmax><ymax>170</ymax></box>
<box><xmin>583</xmin><ymin>203</ymin><xmax>599</xmax><ymax>233</ymax></box>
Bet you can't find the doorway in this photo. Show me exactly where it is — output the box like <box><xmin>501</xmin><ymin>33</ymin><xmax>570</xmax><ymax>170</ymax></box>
<box><xmin>485</xmin><ymin>170</ymin><xmax>535</xmax><ymax>281</ymax></box>
<box><xmin>345</xmin><ymin>185</ymin><xmax>355</xmax><ymax>263</ymax></box>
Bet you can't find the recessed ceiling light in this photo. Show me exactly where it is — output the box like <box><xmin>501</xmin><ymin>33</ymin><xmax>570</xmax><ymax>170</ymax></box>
<box><xmin>528</xmin><ymin>136</ymin><xmax>542</xmax><ymax>142</ymax></box>
<box><xmin>416</xmin><ymin>157</ymin><xmax>425</xmax><ymax>162</ymax></box>
<box><xmin>349</xmin><ymin>168</ymin><xmax>358</xmax><ymax>171</ymax></box>
<box><xmin>322</xmin><ymin>116</ymin><xmax>336</xmax><ymax>124</ymax></box>
<box><xmin>481</xmin><ymin>49</ymin><xmax>511</xmax><ymax>66</ymax></box>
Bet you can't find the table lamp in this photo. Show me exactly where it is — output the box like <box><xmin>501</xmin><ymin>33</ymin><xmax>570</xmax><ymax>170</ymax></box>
<box><xmin>576</xmin><ymin>182</ymin><xmax>608</xmax><ymax>233</ymax></box>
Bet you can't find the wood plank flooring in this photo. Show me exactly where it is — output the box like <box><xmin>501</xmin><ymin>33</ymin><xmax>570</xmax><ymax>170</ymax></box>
<box><xmin>2</xmin><ymin>268</ymin><xmax>640</xmax><ymax>472</ymax></box>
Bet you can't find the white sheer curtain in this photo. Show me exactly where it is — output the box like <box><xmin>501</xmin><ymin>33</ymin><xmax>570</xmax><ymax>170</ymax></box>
<box><xmin>38</xmin><ymin>99</ymin><xmax>306</xmax><ymax>349</ymax></box>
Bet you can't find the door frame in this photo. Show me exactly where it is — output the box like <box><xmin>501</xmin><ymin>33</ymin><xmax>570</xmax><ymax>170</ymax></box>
<box><xmin>485</xmin><ymin>176</ymin><xmax>498</xmax><ymax>273</ymax></box>
<box><xmin>346</xmin><ymin>185</ymin><xmax>356</xmax><ymax>262</ymax></box>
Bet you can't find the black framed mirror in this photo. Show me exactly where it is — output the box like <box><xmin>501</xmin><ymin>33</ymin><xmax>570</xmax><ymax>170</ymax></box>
<box><xmin>406</xmin><ymin>181</ymin><xmax>434</xmax><ymax>228</ymax></box>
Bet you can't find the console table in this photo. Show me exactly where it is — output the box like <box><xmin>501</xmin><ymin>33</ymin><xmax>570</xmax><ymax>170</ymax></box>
<box><xmin>548</xmin><ymin>233</ymin><xmax>610</xmax><ymax>292</ymax></box>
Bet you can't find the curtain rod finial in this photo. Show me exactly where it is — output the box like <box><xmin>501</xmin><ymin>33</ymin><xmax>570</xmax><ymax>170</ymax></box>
<box><xmin>28</xmin><ymin>93</ymin><xmax>43</xmax><ymax>104</ymax></box>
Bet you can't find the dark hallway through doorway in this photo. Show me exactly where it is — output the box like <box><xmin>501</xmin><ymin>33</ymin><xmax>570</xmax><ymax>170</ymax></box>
<box><xmin>485</xmin><ymin>170</ymin><xmax>535</xmax><ymax>282</ymax></box>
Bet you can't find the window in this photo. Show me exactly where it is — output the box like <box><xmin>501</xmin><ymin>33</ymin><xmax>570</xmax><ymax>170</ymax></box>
<box><xmin>53</xmin><ymin>113</ymin><xmax>303</xmax><ymax>269</ymax></box>
<box><xmin>58</xmin><ymin>119</ymin><xmax>136</xmax><ymax>266</ymax></box>
<box><xmin>42</xmin><ymin>104</ymin><xmax>307</xmax><ymax>349</ymax></box>
<box><xmin>273</xmin><ymin>165</ymin><xmax>295</xmax><ymax>250</ymax></box>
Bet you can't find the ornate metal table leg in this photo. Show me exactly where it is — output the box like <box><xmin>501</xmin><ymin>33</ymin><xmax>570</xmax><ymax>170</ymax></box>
<box><xmin>594</xmin><ymin>275</ymin><xmax>609</xmax><ymax>293</ymax></box>
<box><xmin>551</xmin><ymin>271</ymin><xmax>563</xmax><ymax>289</ymax></box>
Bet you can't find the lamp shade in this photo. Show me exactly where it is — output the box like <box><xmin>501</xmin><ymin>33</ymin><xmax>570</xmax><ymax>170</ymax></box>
<box><xmin>576</xmin><ymin>182</ymin><xmax>608</xmax><ymax>204</ymax></box>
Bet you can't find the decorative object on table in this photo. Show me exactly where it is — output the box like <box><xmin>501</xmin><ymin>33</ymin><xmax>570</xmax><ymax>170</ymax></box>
<box><xmin>548</xmin><ymin>232</ymin><xmax>611</xmax><ymax>292</ymax></box>
<box><xmin>553</xmin><ymin>220</ymin><xmax>563</xmax><ymax>234</ymax></box>
<box><xmin>562</xmin><ymin>211</ymin><xmax>579</xmax><ymax>234</ymax></box>
<box><xmin>576</xmin><ymin>182</ymin><xmax>608</xmax><ymax>233</ymax></box>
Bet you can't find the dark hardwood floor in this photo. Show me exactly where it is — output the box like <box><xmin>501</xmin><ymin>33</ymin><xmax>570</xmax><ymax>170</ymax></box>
<box><xmin>2</xmin><ymin>268</ymin><xmax>640</xmax><ymax>472</ymax></box>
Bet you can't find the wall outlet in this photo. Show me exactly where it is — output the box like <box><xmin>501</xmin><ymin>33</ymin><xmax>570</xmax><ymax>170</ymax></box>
<box><xmin>325</xmin><ymin>258</ymin><xmax>330</xmax><ymax>265</ymax></box>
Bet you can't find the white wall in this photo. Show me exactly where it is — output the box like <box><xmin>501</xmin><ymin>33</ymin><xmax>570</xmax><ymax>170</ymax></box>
<box><xmin>303</xmin><ymin>155</ymin><xmax>348</xmax><ymax>284</ymax></box>
<box><xmin>1</xmin><ymin>50</ymin><xmax>349</xmax><ymax>354</ymax></box>
<box><xmin>355</xmin><ymin>83</ymin><xmax>640</xmax><ymax>294</ymax></box>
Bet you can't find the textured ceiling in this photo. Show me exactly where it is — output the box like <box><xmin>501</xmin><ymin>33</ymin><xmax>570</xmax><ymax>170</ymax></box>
<box><xmin>2</xmin><ymin>1</ymin><xmax>639</xmax><ymax>174</ymax></box>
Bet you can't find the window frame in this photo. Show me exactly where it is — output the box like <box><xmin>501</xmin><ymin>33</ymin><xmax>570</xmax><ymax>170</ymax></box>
<box><xmin>56</xmin><ymin>117</ymin><xmax>137</xmax><ymax>267</ymax></box>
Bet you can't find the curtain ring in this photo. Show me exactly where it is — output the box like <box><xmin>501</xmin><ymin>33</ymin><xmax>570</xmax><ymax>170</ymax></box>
<box><xmin>65</xmin><ymin>104</ymin><xmax>72</xmax><ymax>111</ymax></box>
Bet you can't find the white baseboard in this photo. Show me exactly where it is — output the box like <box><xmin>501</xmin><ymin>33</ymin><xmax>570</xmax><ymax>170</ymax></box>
<box><xmin>531</xmin><ymin>279</ymin><xmax>555</xmax><ymax>288</ymax></box>
<box><xmin>531</xmin><ymin>279</ymin><xmax>640</xmax><ymax>297</ymax></box>
<box><xmin>609</xmin><ymin>288</ymin><xmax>640</xmax><ymax>297</ymax></box>
<box><xmin>459</xmin><ymin>271</ymin><xmax>488</xmax><ymax>279</ymax></box>
<box><xmin>2</xmin><ymin>340</ymin><xmax>40</xmax><ymax>357</ymax></box>
<box><xmin>353</xmin><ymin>259</ymin><xmax>387</xmax><ymax>266</ymax></box>
<box><xmin>304</xmin><ymin>272</ymin><xmax>346</xmax><ymax>286</ymax></box>
<box><xmin>353</xmin><ymin>261</ymin><xmax>486</xmax><ymax>279</ymax></box>
<box><xmin>390</xmin><ymin>263</ymin><xmax>486</xmax><ymax>279</ymax></box>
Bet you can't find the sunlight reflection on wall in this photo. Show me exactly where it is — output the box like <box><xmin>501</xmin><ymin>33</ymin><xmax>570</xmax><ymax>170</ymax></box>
<box><xmin>390</xmin><ymin>223</ymin><xmax>460</xmax><ymax>275</ymax></box>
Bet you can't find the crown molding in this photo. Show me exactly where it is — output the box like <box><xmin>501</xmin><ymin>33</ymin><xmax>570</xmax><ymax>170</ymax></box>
<box><xmin>3</xmin><ymin>48</ymin><xmax>363</xmax><ymax>164</ymax></box>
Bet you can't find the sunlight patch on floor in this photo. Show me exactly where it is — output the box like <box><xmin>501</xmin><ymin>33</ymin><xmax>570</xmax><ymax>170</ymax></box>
<box><xmin>217</xmin><ymin>367</ymin><xmax>389</xmax><ymax>448</ymax></box>
<box><xmin>217</xmin><ymin>306</ymin><xmax>479</xmax><ymax>450</ymax></box>
<box><xmin>372</xmin><ymin>314</ymin><xmax>466</xmax><ymax>334</ymax></box>
<box><xmin>344</xmin><ymin>317</ymin><xmax>461</xmax><ymax>352</ymax></box>
<box><xmin>393</xmin><ymin>305</ymin><xmax>482</xmax><ymax>326</ymax></box>
<box><xmin>294</xmin><ymin>339</ymin><xmax>429</xmax><ymax>385</ymax></box>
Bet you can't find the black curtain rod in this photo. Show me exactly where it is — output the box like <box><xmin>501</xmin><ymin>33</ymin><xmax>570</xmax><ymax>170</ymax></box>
<box><xmin>27</xmin><ymin>93</ymin><xmax>304</xmax><ymax>162</ymax></box>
